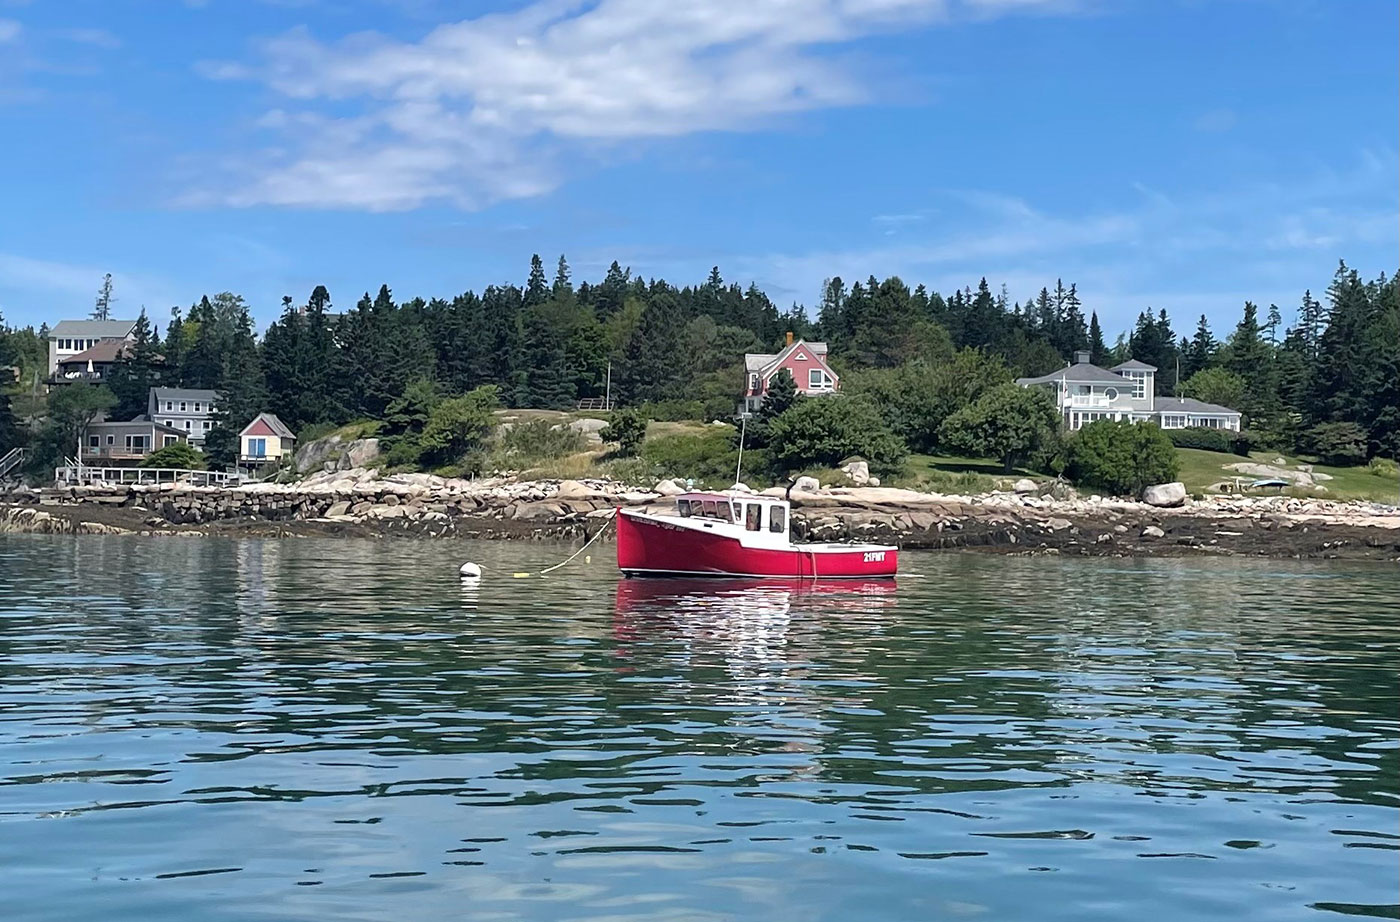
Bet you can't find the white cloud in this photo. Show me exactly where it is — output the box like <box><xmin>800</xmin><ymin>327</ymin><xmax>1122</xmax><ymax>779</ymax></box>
<box><xmin>197</xmin><ymin>0</ymin><xmax>1071</xmax><ymax>210</ymax></box>
<box><xmin>697</xmin><ymin>153</ymin><xmax>1399</xmax><ymax>331</ymax></box>
<box><xmin>60</xmin><ymin>27</ymin><xmax>122</xmax><ymax>49</ymax></box>
<box><xmin>0</xmin><ymin>18</ymin><xmax>20</xmax><ymax>42</ymax></box>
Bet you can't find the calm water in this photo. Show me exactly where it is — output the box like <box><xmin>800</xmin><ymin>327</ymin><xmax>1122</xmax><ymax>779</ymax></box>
<box><xmin>1</xmin><ymin>537</ymin><xmax>1396</xmax><ymax>922</ymax></box>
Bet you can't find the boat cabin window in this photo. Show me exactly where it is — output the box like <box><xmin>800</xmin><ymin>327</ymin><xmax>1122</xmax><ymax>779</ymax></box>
<box><xmin>745</xmin><ymin>503</ymin><xmax>762</xmax><ymax>532</ymax></box>
<box><xmin>770</xmin><ymin>505</ymin><xmax>786</xmax><ymax>533</ymax></box>
<box><xmin>677</xmin><ymin>499</ymin><xmax>693</xmax><ymax>516</ymax></box>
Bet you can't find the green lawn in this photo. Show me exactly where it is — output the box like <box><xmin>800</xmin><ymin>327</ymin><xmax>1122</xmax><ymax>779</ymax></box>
<box><xmin>1176</xmin><ymin>448</ymin><xmax>1399</xmax><ymax>503</ymax></box>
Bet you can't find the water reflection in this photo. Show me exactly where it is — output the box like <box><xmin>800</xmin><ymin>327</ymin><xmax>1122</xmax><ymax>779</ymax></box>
<box><xmin>0</xmin><ymin>538</ymin><xmax>1395</xmax><ymax>922</ymax></box>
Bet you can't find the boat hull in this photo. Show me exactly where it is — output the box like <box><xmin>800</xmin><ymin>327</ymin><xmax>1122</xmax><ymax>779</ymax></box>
<box><xmin>616</xmin><ymin>509</ymin><xmax>897</xmax><ymax>579</ymax></box>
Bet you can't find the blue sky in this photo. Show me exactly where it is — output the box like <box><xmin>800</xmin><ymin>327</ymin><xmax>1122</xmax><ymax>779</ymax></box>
<box><xmin>0</xmin><ymin>0</ymin><xmax>1395</xmax><ymax>338</ymax></box>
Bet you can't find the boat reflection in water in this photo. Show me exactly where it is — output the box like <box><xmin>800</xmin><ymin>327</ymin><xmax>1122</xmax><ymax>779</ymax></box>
<box><xmin>612</xmin><ymin>577</ymin><xmax>899</xmax><ymax>780</ymax></box>
<box><xmin>612</xmin><ymin>577</ymin><xmax>898</xmax><ymax>678</ymax></box>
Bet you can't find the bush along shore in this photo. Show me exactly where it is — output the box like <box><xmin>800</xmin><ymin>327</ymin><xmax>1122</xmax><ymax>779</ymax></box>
<box><xmin>2</xmin><ymin>468</ymin><xmax>1398</xmax><ymax>560</ymax></box>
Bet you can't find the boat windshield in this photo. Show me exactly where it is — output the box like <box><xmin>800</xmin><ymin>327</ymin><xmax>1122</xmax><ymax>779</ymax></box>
<box><xmin>684</xmin><ymin>499</ymin><xmax>733</xmax><ymax>522</ymax></box>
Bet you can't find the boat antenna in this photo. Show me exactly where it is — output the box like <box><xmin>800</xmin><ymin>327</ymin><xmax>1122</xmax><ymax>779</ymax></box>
<box><xmin>734</xmin><ymin>412</ymin><xmax>748</xmax><ymax>488</ymax></box>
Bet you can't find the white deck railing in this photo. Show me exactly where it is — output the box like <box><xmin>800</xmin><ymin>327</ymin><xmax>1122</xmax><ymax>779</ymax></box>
<box><xmin>55</xmin><ymin>463</ymin><xmax>243</xmax><ymax>487</ymax></box>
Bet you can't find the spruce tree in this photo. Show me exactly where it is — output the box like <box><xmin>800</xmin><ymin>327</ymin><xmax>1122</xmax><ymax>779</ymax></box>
<box><xmin>107</xmin><ymin>309</ymin><xmax>162</xmax><ymax>419</ymax></box>
<box><xmin>1184</xmin><ymin>314</ymin><xmax>1216</xmax><ymax>378</ymax></box>
<box><xmin>525</xmin><ymin>254</ymin><xmax>549</xmax><ymax>307</ymax></box>
<box><xmin>1087</xmin><ymin>312</ymin><xmax>1108</xmax><ymax>365</ymax></box>
<box><xmin>92</xmin><ymin>273</ymin><xmax>115</xmax><ymax>321</ymax></box>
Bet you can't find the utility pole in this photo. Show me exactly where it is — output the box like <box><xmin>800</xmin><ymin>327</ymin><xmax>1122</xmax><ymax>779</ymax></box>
<box><xmin>604</xmin><ymin>360</ymin><xmax>612</xmax><ymax>411</ymax></box>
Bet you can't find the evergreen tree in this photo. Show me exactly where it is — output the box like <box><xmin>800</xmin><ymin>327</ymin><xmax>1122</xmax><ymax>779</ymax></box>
<box><xmin>524</xmin><ymin>254</ymin><xmax>550</xmax><ymax>307</ymax></box>
<box><xmin>1266</xmin><ymin>303</ymin><xmax>1283</xmax><ymax>345</ymax></box>
<box><xmin>204</xmin><ymin>301</ymin><xmax>265</xmax><ymax>466</ymax></box>
<box><xmin>163</xmin><ymin>308</ymin><xmax>187</xmax><ymax>383</ymax></box>
<box><xmin>92</xmin><ymin>273</ymin><xmax>115</xmax><ymax>321</ymax></box>
<box><xmin>615</xmin><ymin>291</ymin><xmax>682</xmax><ymax>404</ymax></box>
<box><xmin>1087</xmin><ymin>312</ymin><xmax>1108</xmax><ymax>365</ymax></box>
<box><xmin>1183</xmin><ymin>314</ymin><xmax>1217</xmax><ymax>379</ymax></box>
<box><xmin>106</xmin><ymin>309</ymin><xmax>163</xmax><ymax>419</ymax></box>
<box><xmin>552</xmin><ymin>254</ymin><xmax>572</xmax><ymax>297</ymax></box>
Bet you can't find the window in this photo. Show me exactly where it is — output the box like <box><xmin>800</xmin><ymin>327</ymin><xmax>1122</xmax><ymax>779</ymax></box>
<box><xmin>1104</xmin><ymin>387</ymin><xmax>1118</xmax><ymax>401</ymax></box>
<box><xmin>794</xmin><ymin>351</ymin><xmax>808</xmax><ymax>360</ymax></box>
<box><xmin>808</xmin><ymin>369</ymin><xmax>823</xmax><ymax>388</ymax></box>
<box><xmin>745</xmin><ymin>503</ymin><xmax>762</xmax><ymax>532</ymax></box>
<box><xmin>248</xmin><ymin>437</ymin><xmax>267</xmax><ymax>457</ymax></box>
<box><xmin>184</xmin><ymin>420</ymin><xmax>192</xmax><ymax>430</ymax></box>
<box><xmin>770</xmin><ymin>505</ymin><xmax>786</xmax><ymax>534</ymax></box>
<box><xmin>192</xmin><ymin>402</ymin><xmax>200</xmax><ymax>413</ymax></box>
<box><xmin>165</xmin><ymin>419</ymin><xmax>174</xmax><ymax>427</ymax></box>
<box><xmin>87</xmin><ymin>435</ymin><xmax>100</xmax><ymax>448</ymax></box>
<box><xmin>106</xmin><ymin>435</ymin><xmax>114</xmax><ymax>445</ymax></box>
<box><xmin>125</xmin><ymin>435</ymin><xmax>148</xmax><ymax>452</ymax></box>
<box><xmin>701</xmin><ymin>500</ymin><xmax>717</xmax><ymax>517</ymax></box>
<box><xmin>202</xmin><ymin>421</ymin><xmax>211</xmax><ymax>431</ymax></box>
<box><xmin>163</xmin><ymin>436</ymin><xmax>178</xmax><ymax>447</ymax></box>
<box><xmin>179</xmin><ymin>402</ymin><xmax>187</xmax><ymax>412</ymax></box>
<box><xmin>677</xmin><ymin>499</ymin><xmax>692</xmax><ymax>516</ymax></box>
<box><xmin>748</xmin><ymin>373</ymin><xmax>759</xmax><ymax>393</ymax></box>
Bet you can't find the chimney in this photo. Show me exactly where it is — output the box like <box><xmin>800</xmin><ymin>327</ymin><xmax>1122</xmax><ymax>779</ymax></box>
<box><xmin>785</xmin><ymin>331</ymin><xmax>794</xmax><ymax>347</ymax></box>
<box><xmin>1073</xmin><ymin>350</ymin><xmax>1091</xmax><ymax>365</ymax></box>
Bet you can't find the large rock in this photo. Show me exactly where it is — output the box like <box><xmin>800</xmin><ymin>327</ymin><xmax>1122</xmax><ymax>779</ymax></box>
<box><xmin>568</xmin><ymin>418</ymin><xmax>608</xmax><ymax>444</ymax></box>
<box><xmin>342</xmin><ymin>438</ymin><xmax>380</xmax><ymax>470</ymax></box>
<box><xmin>1141</xmin><ymin>482</ymin><xmax>1187</xmax><ymax>508</ymax></box>
<box><xmin>556</xmin><ymin>479</ymin><xmax>605</xmax><ymax>500</ymax></box>
<box><xmin>1141</xmin><ymin>525</ymin><xmax>1165</xmax><ymax>539</ymax></box>
<box><xmin>793</xmin><ymin>475</ymin><xmax>821</xmax><ymax>493</ymax></box>
<box><xmin>1224</xmin><ymin>462</ymin><xmax>1318</xmax><ymax>486</ymax></box>
<box><xmin>840</xmin><ymin>459</ymin><xmax>870</xmax><ymax>485</ymax></box>
<box><xmin>654</xmin><ymin>479</ymin><xmax>685</xmax><ymax>496</ymax></box>
<box><xmin>1012</xmin><ymin>478</ymin><xmax>1038</xmax><ymax>494</ymax></box>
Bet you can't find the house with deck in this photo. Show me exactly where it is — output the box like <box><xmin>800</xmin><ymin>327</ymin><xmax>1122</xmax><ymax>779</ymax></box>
<box><xmin>239</xmin><ymin>413</ymin><xmax>296</xmax><ymax>466</ymax></box>
<box><xmin>149</xmin><ymin>387</ymin><xmax>219</xmax><ymax>449</ymax></box>
<box><xmin>52</xmin><ymin>339</ymin><xmax>146</xmax><ymax>384</ymax></box>
<box><xmin>1017</xmin><ymin>351</ymin><xmax>1242</xmax><ymax>432</ymax></box>
<box><xmin>47</xmin><ymin>319</ymin><xmax>138</xmax><ymax>378</ymax></box>
<box><xmin>80</xmin><ymin>416</ymin><xmax>188</xmax><ymax>463</ymax></box>
<box><xmin>740</xmin><ymin>335</ymin><xmax>839</xmax><ymax>415</ymax></box>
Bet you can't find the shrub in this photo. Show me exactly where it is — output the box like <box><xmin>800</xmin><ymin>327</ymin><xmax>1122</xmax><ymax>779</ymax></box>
<box><xmin>637</xmin><ymin>399</ymin><xmax>706</xmax><ymax>422</ymax></box>
<box><xmin>1067</xmin><ymin>420</ymin><xmax>1180</xmax><ymax>495</ymax></box>
<box><xmin>938</xmin><ymin>383</ymin><xmax>1060</xmax><ymax>473</ymax></box>
<box><xmin>641</xmin><ymin>428</ymin><xmax>740</xmax><ymax>486</ymax></box>
<box><xmin>1304</xmin><ymin>421</ymin><xmax>1367</xmax><ymax>466</ymax></box>
<box><xmin>1231</xmin><ymin>429</ymin><xmax>1262</xmax><ymax>456</ymax></box>
<box><xmin>846</xmin><ymin>349</ymin><xmax>1011</xmax><ymax>453</ymax></box>
<box><xmin>140</xmin><ymin>442</ymin><xmax>206</xmax><ymax>470</ymax></box>
<box><xmin>1167</xmin><ymin>427</ymin><xmax>1233</xmax><ymax>453</ymax></box>
<box><xmin>765</xmin><ymin>396</ymin><xmax>906</xmax><ymax>474</ymax></box>
<box><xmin>601</xmin><ymin>408</ymin><xmax>648</xmax><ymax>456</ymax></box>
<box><xmin>1367</xmin><ymin>456</ymin><xmax>1399</xmax><ymax>478</ymax></box>
<box><xmin>498</xmin><ymin>418</ymin><xmax>587</xmax><ymax>460</ymax></box>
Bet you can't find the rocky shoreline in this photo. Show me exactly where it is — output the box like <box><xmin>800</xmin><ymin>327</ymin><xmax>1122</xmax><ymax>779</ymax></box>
<box><xmin>3</xmin><ymin>468</ymin><xmax>1398</xmax><ymax>560</ymax></box>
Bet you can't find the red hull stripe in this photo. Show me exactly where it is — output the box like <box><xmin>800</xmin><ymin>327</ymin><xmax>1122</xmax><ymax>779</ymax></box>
<box><xmin>616</xmin><ymin>511</ymin><xmax>897</xmax><ymax>579</ymax></box>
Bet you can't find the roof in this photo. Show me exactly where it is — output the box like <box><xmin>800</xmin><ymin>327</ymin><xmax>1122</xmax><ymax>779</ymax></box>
<box><xmin>89</xmin><ymin>415</ymin><xmax>187</xmax><ymax>436</ymax></box>
<box><xmin>1112</xmin><ymin>359</ymin><xmax>1158</xmax><ymax>372</ymax></box>
<box><xmin>240</xmin><ymin>412</ymin><xmax>296</xmax><ymax>440</ymax></box>
<box><xmin>1017</xmin><ymin>362</ymin><xmax>1131</xmax><ymax>387</ymax></box>
<box><xmin>1155</xmin><ymin>397</ymin><xmax>1240</xmax><ymax>416</ymax></box>
<box><xmin>743</xmin><ymin>340</ymin><xmax>832</xmax><ymax>377</ymax></box>
<box><xmin>678</xmin><ymin>491</ymin><xmax>783</xmax><ymax>504</ymax></box>
<box><xmin>59</xmin><ymin>340</ymin><xmax>147</xmax><ymax>365</ymax></box>
<box><xmin>49</xmin><ymin>319</ymin><xmax>138</xmax><ymax>340</ymax></box>
<box><xmin>151</xmin><ymin>387</ymin><xmax>219</xmax><ymax>402</ymax></box>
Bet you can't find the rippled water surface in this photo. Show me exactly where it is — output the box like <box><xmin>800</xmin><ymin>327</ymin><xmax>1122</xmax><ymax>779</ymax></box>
<box><xmin>2</xmin><ymin>536</ymin><xmax>1397</xmax><ymax>921</ymax></box>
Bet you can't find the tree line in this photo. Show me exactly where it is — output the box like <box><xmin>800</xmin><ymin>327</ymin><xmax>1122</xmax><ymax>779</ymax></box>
<box><xmin>0</xmin><ymin>256</ymin><xmax>1395</xmax><ymax>471</ymax></box>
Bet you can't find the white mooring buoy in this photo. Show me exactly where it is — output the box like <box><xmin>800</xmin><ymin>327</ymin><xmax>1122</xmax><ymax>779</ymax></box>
<box><xmin>459</xmin><ymin>562</ymin><xmax>482</xmax><ymax>579</ymax></box>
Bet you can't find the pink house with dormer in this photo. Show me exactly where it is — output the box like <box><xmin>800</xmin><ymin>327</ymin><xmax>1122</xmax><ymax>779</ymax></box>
<box><xmin>740</xmin><ymin>334</ymin><xmax>839</xmax><ymax>414</ymax></box>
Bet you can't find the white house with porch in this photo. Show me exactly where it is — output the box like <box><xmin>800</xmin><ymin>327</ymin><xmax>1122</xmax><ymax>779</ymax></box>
<box><xmin>1017</xmin><ymin>351</ymin><xmax>1242</xmax><ymax>432</ymax></box>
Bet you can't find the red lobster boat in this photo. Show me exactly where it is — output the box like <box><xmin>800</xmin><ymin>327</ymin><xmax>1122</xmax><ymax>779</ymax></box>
<box><xmin>616</xmin><ymin>491</ymin><xmax>897</xmax><ymax>579</ymax></box>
